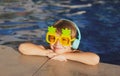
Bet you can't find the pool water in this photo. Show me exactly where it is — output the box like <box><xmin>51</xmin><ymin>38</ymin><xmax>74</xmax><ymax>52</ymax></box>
<box><xmin>0</xmin><ymin>0</ymin><xmax>120</xmax><ymax>65</ymax></box>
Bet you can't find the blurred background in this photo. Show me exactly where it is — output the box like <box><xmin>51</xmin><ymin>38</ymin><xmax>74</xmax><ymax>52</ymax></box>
<box><xmin>0</xmin><ymin>0</ymin><xmax>120</xmax><ymax>65</ymax></box>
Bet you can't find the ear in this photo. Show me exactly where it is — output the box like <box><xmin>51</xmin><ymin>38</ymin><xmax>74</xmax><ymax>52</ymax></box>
<box><xmin>72</xmin><ymin>39</ymin><xmax>80</xmax><ymax>49</ymax></box>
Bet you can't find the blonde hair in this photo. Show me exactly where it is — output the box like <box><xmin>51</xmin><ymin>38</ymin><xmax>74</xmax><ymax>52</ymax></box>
<box><xmin>53</xmin><ymin>19</ymin><xmax>77</xmax><ymax>39</ymax></box>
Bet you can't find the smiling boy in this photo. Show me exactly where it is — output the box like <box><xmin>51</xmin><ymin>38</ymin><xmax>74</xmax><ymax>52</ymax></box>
<box><xmin>18</xmin><ymin>19</ymin><xmax>99</xmax><ymax>65</ymax></box>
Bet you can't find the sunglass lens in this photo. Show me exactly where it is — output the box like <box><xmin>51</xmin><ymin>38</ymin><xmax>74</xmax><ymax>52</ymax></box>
<box><xmin>61</xmin><ymin>37</ymin><xmax>70</xmax><ymax>46</ymax></box>
<box><xmin>48</xmin><ymin>35</ymin><xmax>55</xmax><ymax>43</ymax></box>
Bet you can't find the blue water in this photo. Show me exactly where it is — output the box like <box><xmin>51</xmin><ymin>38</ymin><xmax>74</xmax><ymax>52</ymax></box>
<box><xmin>0</xmin><ymin>0</ymin><xmax>120</xmax><ymax>65</ymax></box>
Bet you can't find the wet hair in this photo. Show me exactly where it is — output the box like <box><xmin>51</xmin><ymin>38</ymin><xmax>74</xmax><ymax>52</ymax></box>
<box><xmin>53</xmin><ymin>19</ymin><xmax>77</xmax><ymax>39</ymax></box>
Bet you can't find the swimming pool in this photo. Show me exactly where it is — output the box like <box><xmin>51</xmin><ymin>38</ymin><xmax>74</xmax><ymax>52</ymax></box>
<box><xmin>0</xmin><ymin>0</ymin><xmax>120</xmax><ymax>65</ymax></box>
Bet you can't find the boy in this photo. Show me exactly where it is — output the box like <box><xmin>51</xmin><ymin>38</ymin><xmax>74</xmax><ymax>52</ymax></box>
<box><xmin>18</xmin><ymin>19</ymin><xmax>100</xmax><ymax>65</ymax></box>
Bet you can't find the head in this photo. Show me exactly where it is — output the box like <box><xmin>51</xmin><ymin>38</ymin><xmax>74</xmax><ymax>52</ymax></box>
<box><xmin>46</xmin><ymin>19</ymin><xmax>80</xmax><ymax>54</ymax></box>
<box><xmin>53</xmin><ymin>19</ymin><xmax>77</xmax><ymax>39</ymax></box>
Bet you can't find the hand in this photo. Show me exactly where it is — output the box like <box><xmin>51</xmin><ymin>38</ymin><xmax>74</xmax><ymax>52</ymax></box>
<box><xmin>43</xmin><ymin>49</ymin><xmax>57</xmax><ymax>58</ymax></box>
<box><xmin>51</xmin><ymin>55</ymin><xmax>67</xmax><ymax>62</ymax></box>
<box><xmin>47</xmin><ymin>52</ymin><xmax>57</xmax><ymax>58</ymax></box>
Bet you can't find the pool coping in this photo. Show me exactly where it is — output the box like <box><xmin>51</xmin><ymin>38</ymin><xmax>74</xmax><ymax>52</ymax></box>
<box><xmin>0</xmin><ymin>45</ymin><xmax>120</xmax><ymax>76</ymax></box>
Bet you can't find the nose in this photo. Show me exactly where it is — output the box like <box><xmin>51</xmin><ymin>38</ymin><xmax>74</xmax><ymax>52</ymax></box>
<box><xmin>54</xmin><ymin>39</ymin><xmax>61</xmax><ymax>46</ymax></box>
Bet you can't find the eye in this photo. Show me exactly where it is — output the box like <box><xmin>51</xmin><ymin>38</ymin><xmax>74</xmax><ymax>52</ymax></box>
<box><xmin>61</xmin><ymin>37</ymin><xmax>69</xmax><ymax>42</ymax></box>
<box><xmin>62</xmin><ymin>38</ymin><xmax>67</xmax><ymax>41</ymax></box>
<box><xmin>49</xmin><ymin>35</ymin><xmax>55</xmax><ymax>42</ymax></box>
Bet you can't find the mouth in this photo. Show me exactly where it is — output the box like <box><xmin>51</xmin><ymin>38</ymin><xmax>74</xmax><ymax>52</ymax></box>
<box><xmin>53</xmin><ymin>46</ymin><xmax>63</xmax><ymax>50</ymax></box>
<box><xmin>54</xmin><ymin>47</ymin><xmax>62</xmax><ymax>50</ymax></box>
<box><xmin>53</xmin><ymin>47</ymin><xmax>64</xmax><ymax>54</ymax></box>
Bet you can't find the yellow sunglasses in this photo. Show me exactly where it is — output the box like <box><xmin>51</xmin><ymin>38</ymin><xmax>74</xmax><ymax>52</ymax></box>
<box><xmin>46</xmin><ymin>26</ymin><xmax>75</xmax><ymax>46</ymax></box>
<box><xmin>46</xmin><ymin>33</ymin><xmax>75</xmax><ymax>46</ymax></box>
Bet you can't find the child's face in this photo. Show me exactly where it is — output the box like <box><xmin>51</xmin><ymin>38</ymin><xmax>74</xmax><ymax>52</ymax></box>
<box><xmin>50</xmin><ymin>34</ymin><xmax>72</xmax><ymax>54</ymax></box>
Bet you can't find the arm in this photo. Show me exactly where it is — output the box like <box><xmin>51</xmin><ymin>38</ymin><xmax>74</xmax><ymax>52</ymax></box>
<box><xmin>62</xmin><ymin>51</ymin><xmax>100</xmax><ymax>65</ymax></box>
<box><xmin>18</xmin><ymin>43</ymin><xmax>53</xmax><ymax>56</ymax></box>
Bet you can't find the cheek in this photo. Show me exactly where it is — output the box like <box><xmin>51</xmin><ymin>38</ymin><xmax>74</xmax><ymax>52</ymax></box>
<box><xmin>64</xmin><ymin>46</ymin><xmax>71</xmax><ymax>51</ymax></box>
